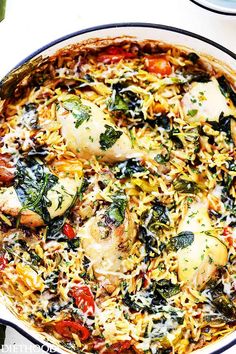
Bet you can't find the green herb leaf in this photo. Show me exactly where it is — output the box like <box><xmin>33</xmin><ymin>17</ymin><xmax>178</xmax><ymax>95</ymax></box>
<box><xmin>173</xmin><ymin>178</ymin><xmax>199</xmax><ymax>194</ymax></box>
<box><xmin>167</xmin><ymin>231</ymin><xmax>194</xmax><ymax>251</ymax></box>
<box><xmin>139</xmin><ymin>201</ymin><xmax>170</xmax><ymax>257</ymax></box>
<box><xmin>109</xmin><ymin>93</ymin><xmax>129</xmax><ymax>111</ymax></box>
<box><xmin>15</xmin><ymin>159</ymin><xmax>58</xmax><ymax>222</ymax></box>
<box><xmin>106</xmin><ymin>191</ymin><xmax>127</xmax><ymax>227</ymax></box>
<box><xmin>99</xmin><ymin>124</ymin><xmax>123</xmax><ymax>151</ymax></box>
<box><xmin>114</xmin><ymin>158</ymin><xmax>145</xmax><ymax>179</ymax></box>
<box><xmin>63</xmin><ymin>97</ymin><xmax>91</xmax><ymax>128</ymax></box>
<box><xmin>108</xmin><ymin>83</ymin><xmax>143</xmax><ymax>118</ymax></box>
<box><xmin>187</xmin><ymin>109</ymin><xmax>198</xmax><ymax>117</ymax></box>
<box><xmin>155</xmin><ymin>279</ymin><xmax>180</xmax><ymax>300</ymax></box>
<box><xmin>154</xmin><ymin>152</ymin><xmax>170</xmax><ymax>164</ymax></box>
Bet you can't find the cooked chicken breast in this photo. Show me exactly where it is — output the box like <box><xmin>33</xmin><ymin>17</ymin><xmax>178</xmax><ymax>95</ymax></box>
<box><xmin>78</xmin><ymin>209</ymin><xmax>136</xmax><ymax>293</ymax></box>
<box><xmin>177</xmin><ymin>200</ymin><xmax>228</xmax><ymax>289</ymax></box>
<box><xmin>0</xmin><ymin>178</ymin><xmax>78</xmax><ymax>228</ymax></box>
<box><xmin>0</xmin><ymin>186</ymin><xmax>44</xmax><ymax>227</ymax></box>
<box><xmin>57</xmin><ymin>96</ymin><xmax>139</xmax><ymax>162</ymax></box>
<box><xmin>181</xmin><ymin>78</ymin><xmax>235</xmax><ymax>122</ymax></box>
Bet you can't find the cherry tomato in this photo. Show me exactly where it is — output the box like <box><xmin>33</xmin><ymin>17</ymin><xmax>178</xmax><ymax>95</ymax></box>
<box><xmin>144</xmin><ymin>55</ymin><xmax>172</xmax><ymax>76</ymax></box>
<box><xmin>55</xmin><ymin>320</ymin><xmax>90</xmax><ymax>341</ymax></box>
<box><xmin>70</xmin><ymin>284</ymin><xmax>95</xmax><ymax>316</ymax></box>
<box><xmin>97</xmin><ymin>46</ymin><xmax>136</xmax><ymax>64</ymax></box>
<box><xmin>62</xmin><ymin>223</ymin><xmax>76</xmax><ymax>239</ymax></box>
<box><xmin>0</xmin><ymin>256</ymin><xmax>8</xmax><ymax>271</ymax></box>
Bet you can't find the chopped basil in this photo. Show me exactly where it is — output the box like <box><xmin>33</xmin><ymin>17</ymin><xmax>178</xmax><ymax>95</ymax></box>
<box><xmin>99</xmin><ymin>124</ymin><xmax>123</xmax><ymax>151</ymax></box>
<box><xmin>167</xmin><ymin>231</ymin><xmax>194</xmax><ymax>251</ymax></box>
<box><xmin>63</xmin><ymin>97</ymin><xmax>91</xmax><ymax>128</ymax></box>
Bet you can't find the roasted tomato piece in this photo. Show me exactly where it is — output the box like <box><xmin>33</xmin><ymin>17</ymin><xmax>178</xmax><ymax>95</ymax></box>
<box><xmin>62</xmin><ymin>223</ymin><xmax>76</xmax><ymax>239</ymax></box>
<box><xmin>97</xmin><ymin>46</ymin><xmax>136</xmax><ymax>64</ymax></box>
<box><xmin>54</xmin><ymin>320</ymin><xmax>90</xmax><ymax>341</ymax></box>
<box><xmin>0</xmin><ymin>256</ymin><xmax>8</xmax><ymax>271</ymax></box>
<box><xmin>0</xmin><ymin>154</ymin><xmax>14</xmax><ymax>185</ymax></box>
<box><xmin>144</xmin><ymin>55</ymin><xmax>172</xmax><ymax>76</ymax></box>
<box><xmin>70</xmin><ymin>284</ymin><xmax>95</xmax><ymax>316</ymax></box>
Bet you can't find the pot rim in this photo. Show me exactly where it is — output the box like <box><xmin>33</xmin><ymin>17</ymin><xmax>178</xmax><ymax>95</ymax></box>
<box><xmin>4</xmin><ymin>22</ymin><xmax>236</xmax><ymax>80</ymax></box>
<box><xmin>0</xmin><ymin>22</ymin><xmax>235</xmax><ymax>354</ymax></box>
<box><xmin>190</xmin><ymin>0</ymin><xmax>236</xmax><ymax>16</ymax></box>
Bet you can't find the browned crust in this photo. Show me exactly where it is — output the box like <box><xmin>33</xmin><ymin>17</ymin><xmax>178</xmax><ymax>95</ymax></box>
<box><xmin>1</xmin><ymin>35</ymin><xmax>235</xmax><ymax>101</ymax></box>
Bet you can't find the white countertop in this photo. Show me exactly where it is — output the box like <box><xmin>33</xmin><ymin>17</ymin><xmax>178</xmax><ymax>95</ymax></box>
<box><xmin>0</xmin><ymin>0</ymin><xmax>235</xmax><ymax>353</ymax></box>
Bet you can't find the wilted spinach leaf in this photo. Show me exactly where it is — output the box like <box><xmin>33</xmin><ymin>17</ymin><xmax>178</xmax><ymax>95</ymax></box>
<box><xmin>145</xmin><ymin>114</ymin><xmax>171</xmax><ymax>131</ymax></box>
<box><xmin>187</xmin><ymin>52</ymin><xmax>200</xmax><ymax>64</ymax></box>
<box><xmin>114</xmin><ymin>158</ymin><xmax>145</xmax><ymax>179</ymax></box>
<box><xmin>46</xmin><ymin>216</ymin><xmax>66</xmax><ymax>241</ymax></box>
<box><xmin>180</xmin><ymin>70</ymin><xmax>210</xmax><ymax>84</ymax></box>
<box><xmin>155</xmin><ymin>152</ymin><xmax>170</xmax><ymax>164</ymax></box>
<box><xmin>207</xmin><ymin>281</ymin><xmax>236</xmax><ymax>321</ymax></box>
<box><xmin>63</xmin><ymin>97</ymin><xmax>91</xmax><ymax>128</ymax></box>
<box><xmin>167</xmin><ymin>231</ymin><xmax>194</xmax><ymax>251</ymax></box>
<box><xmin>139</xmin><ymin>201</ymin><xmax>170</xmax><ymax>257</ymax></box>
<box><xmin>154</xmin><ymin>280</ymin><xmax>180</xmax><ymax>300</ymax></box>
<box><xmin>169</xmin><ymin>128</ymin><xmax>183</xmax><ymax>149</ymax></box>
<box><xmin>212</xmin><ymin>295</ymin><xmax>236</xmax><ymax>320</ymax></box>
<box><xmin>173</xmin><ymin>178</ymin><xmax>199</xmax><ymax>194</ymax></box>
<box><xmin>106</xmin><ymin>191</ymin><xmax>127</xmax><ymax>227</ymax></box>
<box><xmin>99</xmin><ymin>124</ymin><xmax>123</xmax><ymax>150</ymax></box>
<box><xmin>46</xmin><ymin>180</ymin><xmax>83</xmax><ymax>241</ymax></box>
<box><xmin>123</xmin><ymin>280</ymin><xmax>181</xmax><ymax>314</ymax></box>
<box><xmin>221</xmin><ymin>187</ymin><xmax>236</xmax><ymax>226</ymax></box>
<box><xmin>45</xmin><ymin>270</ymin><xmax>60</xmax><ymax>293</ymax></box>
<box><xmin>15</xmin><ymin>159</ymin><xmax>58</xmax><ymax>223</ymax></box>
<box><xmin>21</xmin><ymin>103</ymin><xmax>39</xmax><ymax>130</ymax></box>
<box><xmin>218</xmin><ymin>75</ymin><xmax>236</xmax><ymax>107</ymax></box>
<box><xmin>108</xmin><ymin>83</ymin><xmax>143</xmax><ymax>118</ymax></box>
<box><xmin>209</xmin><ymin>113</ymin><xmax>236</xmax><ymax>141</ymax></box>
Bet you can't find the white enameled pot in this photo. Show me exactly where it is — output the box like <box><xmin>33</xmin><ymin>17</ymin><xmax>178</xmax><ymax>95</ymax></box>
<box><xmin>0</xmin><ymin>23</ymin><xmax>235</xmax><ymax>354</ymax></box>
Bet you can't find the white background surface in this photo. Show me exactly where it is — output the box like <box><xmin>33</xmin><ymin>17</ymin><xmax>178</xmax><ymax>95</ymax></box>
<box><xmin>0</xmin><ymin>0</ymin><xmax>235</xmax><ymax>353</ymax></box>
